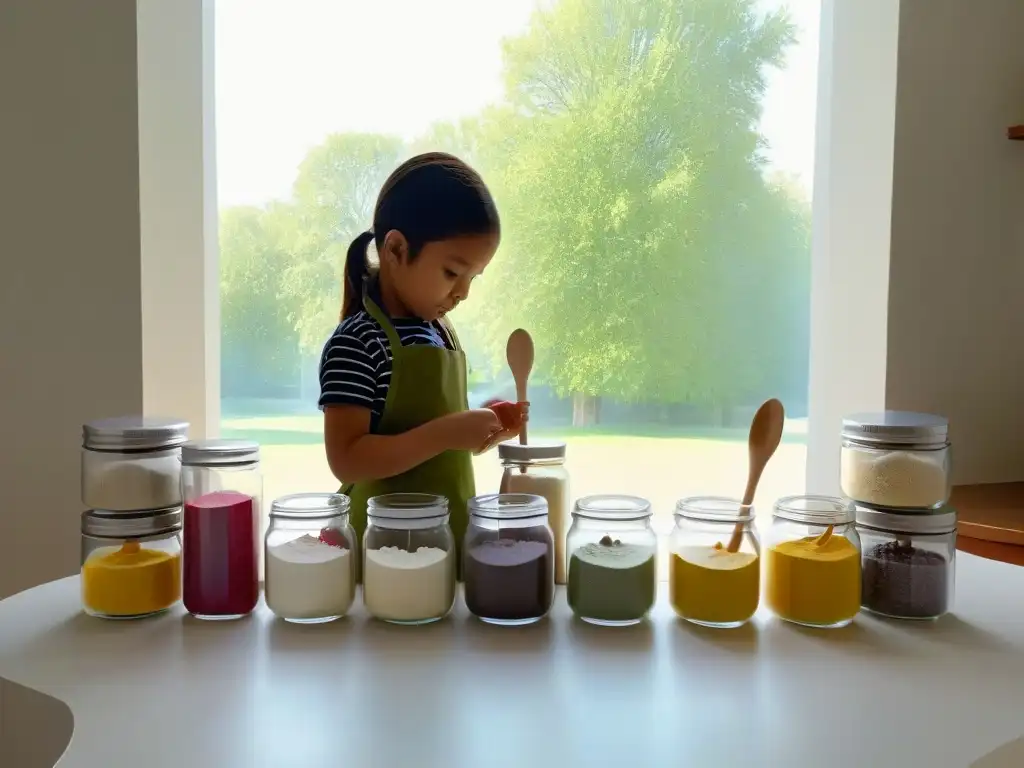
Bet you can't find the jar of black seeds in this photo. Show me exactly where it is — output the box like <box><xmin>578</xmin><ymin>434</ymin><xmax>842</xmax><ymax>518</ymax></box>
<box><xmin>855</xmin><ymin>505</ymin><xmax>956</xmax><ymax>620</ymax></box>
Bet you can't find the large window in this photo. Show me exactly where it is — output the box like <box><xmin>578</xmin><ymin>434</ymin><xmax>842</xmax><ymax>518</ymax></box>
<box><xmin>215</xmin><ymin>0</ymin><xmax>820</xmax><ymax>526</ymax></box>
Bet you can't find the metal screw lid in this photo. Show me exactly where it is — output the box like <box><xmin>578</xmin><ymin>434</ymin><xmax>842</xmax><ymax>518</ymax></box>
<box><xmin>82</xmin><ymin>507</ymin><xmax>183</xmax><ymax>538</ymax></box>
<box><xmin>469</xmin><ymin>493</ymin><xmax>549</xmax><ymax>520</ymax></box>
<box><xmin>573</xmin><ymin>494</ymin><xmax>652</xmax><ymax>521</ymax></box>
<box><xmin>855</xmin><ymin>504</ymin><xmax>957</xmax><ymax>535</ymax></box>
<box><xmin>180</xmin><ymin>439</ymin><xmax>260</xmax><ymax>467</ymax></box>
<box><xmin>842</xmin><ymin>411</ymin><xmax>949</xmax><ymax>447</ymax></box>
<box><xmin>497</xmin><ymin>441</ymin><xmax>567</xmax><ymax>462</ymax></box>
<box><xmin>82</xmin><ymin>416</ymin><xmax>189</xmax><ymax>451</ymax></box>
<box><xmin>271</xmin><ymin>493</ymin><xmax>350</xmax><ymax>518</ymax></box>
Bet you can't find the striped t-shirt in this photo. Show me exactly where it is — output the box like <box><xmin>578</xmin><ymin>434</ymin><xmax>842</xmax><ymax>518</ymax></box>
<box><xmin>318</xmin><ymin>306</ymin><xmax>454</xmax><ymax>430</ymax></box>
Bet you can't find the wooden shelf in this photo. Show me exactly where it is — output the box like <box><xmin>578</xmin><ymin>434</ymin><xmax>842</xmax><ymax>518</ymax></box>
<box><xmin>1009</xmin><ymin>125</ymin><xmax>1024</xmax><ymax>140</ymax></box>
<box><xmin>952</xmin><ymin>482</ymin><xmax>1024</xmax><ymax>563</ymax></box>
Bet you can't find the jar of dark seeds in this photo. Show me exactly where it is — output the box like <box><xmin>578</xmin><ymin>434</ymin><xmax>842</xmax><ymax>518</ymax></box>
<box><xmin>855</xmin><ymin>505</ymin><xmax>956</xmax><ymax>620</ymax></box>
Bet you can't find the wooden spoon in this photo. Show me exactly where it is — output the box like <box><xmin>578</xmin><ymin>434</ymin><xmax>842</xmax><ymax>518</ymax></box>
<box><xmin>506</xmin><ymin>329</ymin><xmax>534</xmax><ymax>447</ymax></box>
<box><xmin>726</xmin><ymin>398</ymin><xmax>785</xmax><ymax>553</ymax></box>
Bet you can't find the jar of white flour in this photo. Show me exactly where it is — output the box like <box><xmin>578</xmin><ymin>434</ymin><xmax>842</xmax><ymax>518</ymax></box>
<box><xmin>81</xmin><ymin>416</ymin><xmax>190</xmax><ymax>512</ymax></box>
<box><xmin>363</xmin><ymin>494</ymin><xmax>455</xmax><ymax>625</ymax></box>
<box><xmin>264</xmin><ymin>493</ymin><xmax>356</xmax><ymax>624</ymax></box>
<box><xmin>840</xmin><ymin>411</ymin><xmax>951</xmax><ymax>510</ymax></box>
<box><xmin>498</xmin><ymin>442</ymin><xmax>570</xmax><ymax>584</ymax></box>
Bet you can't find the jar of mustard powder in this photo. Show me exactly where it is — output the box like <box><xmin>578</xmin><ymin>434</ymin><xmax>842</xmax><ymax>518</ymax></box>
<box><xmin>764</xmin><ymin>495</ymin><xmax>860</xmax><ymax>629</ymax></box>
<box><xmin>81</xmin><ymin>508</ymin><xmax>182</xmax><ymax>619</ymax></box>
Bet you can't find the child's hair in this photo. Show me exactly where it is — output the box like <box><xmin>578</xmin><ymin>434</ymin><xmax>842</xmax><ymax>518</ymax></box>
<box><xmin>341</xmin><ymin>152</ymin><xmax>500</xmax><ymax>319</ymax></box>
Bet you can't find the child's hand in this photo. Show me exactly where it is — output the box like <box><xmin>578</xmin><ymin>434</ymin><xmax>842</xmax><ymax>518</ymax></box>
<box><xmin>482</xmin><ymin>399</ymin><xmax>529</xmax><ymax>433</ymax></box>
<box><xmin>478</xmin><ymin>400</ymin><xmax>530</xmax><ymax>452</ymax></box>
<box><xmin>440</xmin><ymin>409</ymin><xmax>503</xmax><ymax>452</ymax></box>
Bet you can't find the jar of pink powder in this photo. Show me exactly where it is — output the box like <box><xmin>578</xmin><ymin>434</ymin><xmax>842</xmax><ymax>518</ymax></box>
<box><xmin>180</xmin><ymin>439</ymin><xmax>262</xmax><ymax>620</ymax></box>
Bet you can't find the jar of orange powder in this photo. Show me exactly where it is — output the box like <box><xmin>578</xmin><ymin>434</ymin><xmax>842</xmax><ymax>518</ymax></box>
<box><xmin>80</xmin><ymin>508</ymin><xmax>182</xmax><ymax>619</ymax></box>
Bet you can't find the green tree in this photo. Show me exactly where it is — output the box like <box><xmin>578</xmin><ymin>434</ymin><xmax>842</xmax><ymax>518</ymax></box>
<box><xmin>458</xmin><ymin>0</ymin><xmax>806</xmax><ymax>423</ymax></box>
<box><xmin>279</xmin><ymin>133</ymin><xmax>406</xmax><ymax>354</ymax></box>
<box><xmin>220</xmin><ymin>205</ymin><xmax>300</xmax><ymax>397</ymax></box>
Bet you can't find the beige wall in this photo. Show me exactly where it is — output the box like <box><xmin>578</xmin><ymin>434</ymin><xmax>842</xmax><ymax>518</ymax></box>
<box><xmin>0</xmin><ymin>0</ymin><xmax>144</xmax><ymax>598</ymax></box>
<box><xmin>886</xmin><ymin>0</ymin><xmax>1024</xmax><ymax>484</ymax></box>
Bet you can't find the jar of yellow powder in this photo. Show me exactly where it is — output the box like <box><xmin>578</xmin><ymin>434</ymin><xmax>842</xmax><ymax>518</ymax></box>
<box><xmin>81</xmin><ymin>508</ymin><xmax>182</xmax><ymax>619</ymax></box>
<box><xmin>669</xmin><ymin>497</ymin><xmax>760</xmax><ymax>628</ymax></box>
<box><xmin>765</xmin><ymin>496</ymin><xmax>861</xmax><ymax>628</ymax></box>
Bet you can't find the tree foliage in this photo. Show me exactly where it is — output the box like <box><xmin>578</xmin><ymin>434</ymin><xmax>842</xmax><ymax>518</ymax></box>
<box><xmin>459</xmin><ymin>0</ymin><xmax>803</xmax><ymax>408</ymax></box>
<box><xmin>219</xmin><ymin>205</ymin><xmax>300</xmax><ymax>397</ymax></box>
<box><xmin>218</xmin><ymin>0</ymin><xmax>812</xmax><ymax>415</ymax></box>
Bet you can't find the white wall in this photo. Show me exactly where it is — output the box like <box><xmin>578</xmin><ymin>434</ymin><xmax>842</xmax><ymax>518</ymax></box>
<box><xmin>0</xmin><ymin>0</ymin><xmax>213</xmax><ymax>599</ymax></box>
<box><xmin>886</xmin><ymin>0</ymin><xmax>1024</xmax><ymax>485</ymax></box>
<box><xmin>0</xmin><ymin>0</ymin><xmax>145</xmax><ymax>598</ymax></box>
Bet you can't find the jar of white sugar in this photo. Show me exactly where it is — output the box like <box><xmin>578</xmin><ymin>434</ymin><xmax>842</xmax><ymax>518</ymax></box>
<box><xmin>498</xmin><ymin>442</ymin><xmax>570</xmax><ymax>584</ymax></box>
<box><xmin>364</xmin><ymin>493</ymin><xmax>455</xmax><ymax>625</ymax></box>
<box><xmin>81</xmin><ymin>416</ymin><xmax>190</xmax><ymax>512</ymax></box>
<box><xmin>265</xmin><ymin>493</ymin><xmax>356</xmax><ymax>624</ymax></box>
<box><xmin>840</xmin><ymin>411</ymin><xmax>951</xmax><ymax>510</ymax></box>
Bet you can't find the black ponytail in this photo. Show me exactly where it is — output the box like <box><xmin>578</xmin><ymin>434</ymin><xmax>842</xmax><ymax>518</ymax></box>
<box><xmin>339</xmin><ymin>152</ymin><xmax>500</xmax><ymax>320</ymax></box>
<box><xmin>341</xmin><ymin>230</ymin><xmax>375</xmax><ymax>319</ymax></box>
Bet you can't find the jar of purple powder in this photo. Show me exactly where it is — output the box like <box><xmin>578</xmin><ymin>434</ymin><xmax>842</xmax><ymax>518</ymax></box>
<box><xmin>856</xmin><ymin>505</ymin><xmax>956</xmax><ymax>621</ymax></box>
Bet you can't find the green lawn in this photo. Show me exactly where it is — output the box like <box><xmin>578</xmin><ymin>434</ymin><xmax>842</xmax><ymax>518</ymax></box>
<box><xmin>223</xmin><ymin>413</ymin><xmax>808</xmax><ymax>529</ymax></box>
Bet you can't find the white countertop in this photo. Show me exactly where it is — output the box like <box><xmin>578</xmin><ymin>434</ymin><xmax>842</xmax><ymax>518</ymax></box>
<box><xmin>2</xmin><ymin>554</ymin><xmax>1024</xmax><ymax>768</ymax></box>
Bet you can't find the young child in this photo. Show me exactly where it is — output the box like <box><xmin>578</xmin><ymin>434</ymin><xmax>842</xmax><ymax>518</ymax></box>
<box><xmin>319</xmin><ymin>152</ymin><xmax>527</xmax><ymax>569</ymax></box>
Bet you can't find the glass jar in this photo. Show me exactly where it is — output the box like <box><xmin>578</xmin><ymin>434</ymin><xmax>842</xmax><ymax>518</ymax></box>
<box><xmin>566</xmin><ymin>495</ymin><xmax>657</xmax><ymax>626</ymax></box>
<box><xmin>363</xmin><ymin>493</ymin><xmax>455</xmax><ymax>625</ymax></box>
<box><xmin>498</xmin><ymin>442</ymin><xmax>570</xmax><ymax>584</ymax></box>
<box><xmin>265</xmin><ymin>493</ymin><xmax>356</xmax><ymax>624</ymax></box>
<box><xmin>856</xmin><ymin>505</ymin><xmax>956</xmax><ymax>620</ymax></box>
<box><xmin>81</xmin><ymin>416</ymin><xmax>189</xmax><ymax>511</ymax></box>
<box><xmin>765</xmin><ymin>495</ymin><xmax>861</xmax><ymax>628</ymax></box>
<box><xmin>81</xmin><ymin>507</ymin><xmax>182</xmax><ymax>619</ymax></box>
<box><xmin>464</xmin><ymin>493</ymin><xmax>554</xmax><ymax>625</ymax></box>
<box><xmin>840</xmin><ymin>411</ymin><xmax>951</xmax><ymax>510</ymax></box>
<box><xmin>669</xmin><ymin>497</ymin><xmax>760</xmax><ymax>628</ymax></box>
<box><xmin>180</xmin><ymin>439</ymin><xmax>261</xmax><ymax>620</ymax></box>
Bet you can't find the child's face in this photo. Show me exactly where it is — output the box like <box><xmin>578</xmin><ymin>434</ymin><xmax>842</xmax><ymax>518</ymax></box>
<box><xmin>390</xmin><ymin>233</ymin><xmax>499</xmax><ymax>321</ymax></box>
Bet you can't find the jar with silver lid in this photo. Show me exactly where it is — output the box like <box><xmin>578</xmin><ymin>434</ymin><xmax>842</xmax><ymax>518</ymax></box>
<box><xmin>81</xmin><ymin>416</ymin><xmax>189</xmax><ymax>512</ymax></box>
<box><xmin>857</xmin><ymin>505</ymin><xmax>956</xmax><ymax>620</ymax></box>
<box><xmin>363</xmin><ymin>493</ymin><xmax>455</xmax><ymax>625</ymax></box>
<box><xmin>464</xmin><ymin>493</ymin><xmax>554</xmax><ymax>625</ymax></box>
<box><xmin>840</xmin><ymin>411</ymin><xmax>951</xmax><ymax>510</ymax></box>
<box><xmin>180</xmin><ymin>440</ymin><xmax>261</xmax><ymax>620</ymax></box>
<box><xmin>498</xmin><ymin>442</ymin><xmax>570</xmax><ymax>583</ymax></box>
<box><xmin>566</xmin><ymin>495</ymin><xmax>658</xmax><ymax>626</ymax></box>
<box><xmin>81</xmin><ymin>507</ymin><xmax>182</xmax><ymax>619</ymax></box>
<box><xmin>265</xmin><ymin>493</ymin><xmax>356</xmax><ymax>624</ymax></box>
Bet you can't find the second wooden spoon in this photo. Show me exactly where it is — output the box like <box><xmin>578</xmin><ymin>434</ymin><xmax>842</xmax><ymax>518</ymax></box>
<box><xmin>726</xmin><ymin>398</ymin><xmax>785</xmax><ymax>553</ymax></box>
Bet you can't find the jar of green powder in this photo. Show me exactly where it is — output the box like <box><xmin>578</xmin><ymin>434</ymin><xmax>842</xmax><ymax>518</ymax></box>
<box><xmin>566</xmin><ymin>495</ymin><xmax>657</xmax><ymax>626</ymax></box>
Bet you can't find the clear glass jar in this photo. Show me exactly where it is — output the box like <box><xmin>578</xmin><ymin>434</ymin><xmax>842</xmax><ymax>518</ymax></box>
<box><xmin>81</xmin><ymin>507</ymin><xmax>182</xmax><ymax>619</ymax></box>
<box><xmin>669</xmin><ymin>497</ymin><xmax>760</xmax><ymax>628</ymax></box>
<box><xmin>765</xmin><ymin>495</ymin><xmax>861</xmax><ymax>628</ymax></box>
<box><xmin>856</xmin><ymin>505</ymin><xmax>956</xmax><ymax>620</ymax></box>
<box><xmin>265</xmin><ymin>493</ymin><xmax>356</xmax><ymax>624</ymax></box>
<box><xmin>566</xmin><ymin>495</ymin><xmax>657</xmax><ymax>626</ymax></box>
<box><xmin>498</xmin><ymin>442</ymin><xmax>570</xmax><ymax>584</ymax></box>
<box><xmin>364</xmin><ymin>493</ymin><xmax>455</xmax><ymax>625</ymax></box>
<box><xmin>840</xmin><ymin>411</ymin><xmax>951</xmax><ymax>510</ymax></box>
<box><xmin>464</xmin><ymin>493</ymin><xmax>554</xmax><ymax>626</ymax></box>
<box><xmin>81</xmin><ymin>416</ymin><xmax>189</xmax><ymax>511</ymax></box>
<box><xmin>180</xmin><ymin>440</ymin><xmax>261</xmax><ymax>620</ymax></box>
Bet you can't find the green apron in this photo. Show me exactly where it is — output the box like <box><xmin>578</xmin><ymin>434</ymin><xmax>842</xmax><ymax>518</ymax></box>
<box><xmin>341</xmin><ymin>293</ymin><xmax>475</xmax><ymax>580</ymax></box>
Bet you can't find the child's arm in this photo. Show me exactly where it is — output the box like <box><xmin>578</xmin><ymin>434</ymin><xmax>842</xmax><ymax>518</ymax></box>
<box><xmin>324</xmin><ymin>405</ymin><xmax>502</xmax><ymax>484</ymax></box>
